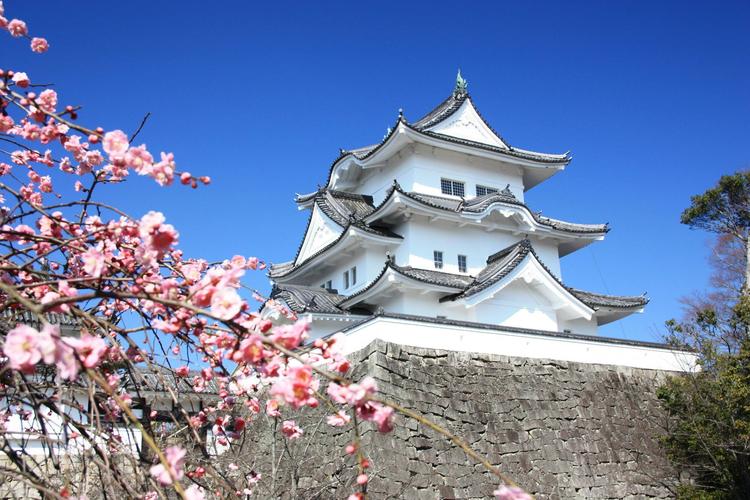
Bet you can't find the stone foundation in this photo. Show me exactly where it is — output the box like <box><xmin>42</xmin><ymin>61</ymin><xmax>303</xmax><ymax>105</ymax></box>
<box><xmin>274</xmin><ymin>340</ymin><xmax>679</xmax><ymax>499</ymax></box>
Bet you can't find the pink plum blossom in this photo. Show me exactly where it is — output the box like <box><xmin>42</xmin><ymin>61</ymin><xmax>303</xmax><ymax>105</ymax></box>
<box><xmin>0</xmin><ymin>115</ymin><xmax>13</xmax><ymax>133</ymax></box>
<box><xmin>494</xmin><ymin>485</ymin><xmax>532</xmax><ymax>500</ymax></box>
<box><xmin>326</xmin><ymin>410</ymin><xmax>351</xmax><ymax>427</ymax></box>
<box><xmin>80</xmin><ymin>244</ymin><xmax>105</xmax><ymax>278</ymax></box>
<box><xmin>30</xmin><ymin>37</ymin><xmax>48</xmax><ymax>53</ymax></box>
<box><xmin>210</xmin><ymin>287</ymin><xmax>242</xmax><ymax>320</ymax></box>
<box><xmin>371</xmin><ymin>404</ymin><xmax>394</xmax><ymax>433</ymax></box>
<box><xmin>270</xmin><ymin>365</ymin><xmax>319</xmax><ymax>409</ymax></box>
<box><xmin>281</xmin><ymin>420</ymin><xmax>303</xmax><ymax>439</ymax></box>
<box><xmin>270</xmin><ymin>320</ymin><xmax>309</xmax><ymax>349</ymax></box>
<box><xmin>54</xmin><ymin>342</ymin><xmax>79</xmax><ymax>381</ymax></box>
<box><xmin>64</xmin><ymin>334</ymin><xmax>107</xmax><ymax>369</ymax></box>
<box><xmin>139</xmin><ymin>211</ymin><xmax>178</xmax><ymax>256</ymax></box>
<box><xmin>36</xmin><ymin>89</ymin><xmax>57</xmax><ymax>113</ymax></box>
<box><xmin>184</xmin><ymin>485</ymin><xmax>206</xmax><ymax>500</ymax></box>
<box><xmin>149</xmin><ymin>445</ymin><xmax>185</xmax><ymax>485</ymax></box>
<box><xmin>102</xmin><ymin>130</ymin><xmax>129</xmax><ymax>156</ymax></box>
<box><xmin>11</xmin><ymin>71</ymin><xmax>29</xmax><ymax>87</ymax></box>
<box><xmin>3</xmin><ymin>324</ymin><xmax>43</xmax><ymax>372</ymax></box>
<box><xmin>7</xmin><ymin>18</ymin><xmax>27</xmax><ymax>37</ymax></box>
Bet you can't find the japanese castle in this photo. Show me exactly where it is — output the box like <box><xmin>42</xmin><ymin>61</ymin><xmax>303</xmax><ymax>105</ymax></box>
<box><xmin>265</xmin><ymin>74</ymin><xmax>686</xmax><ymax>371</ymax></box>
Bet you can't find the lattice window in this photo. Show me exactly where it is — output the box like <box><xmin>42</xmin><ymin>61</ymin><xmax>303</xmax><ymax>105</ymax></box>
<box><xmin>476</xmin><ymin>185</ymin><xmax>499</xmax><ymax>196</ymax></box>
<box><xmin>441</xmin><ymin>178</ymin><xmax>465</xmax><ymax>197</ymax></box>
<box><xmin>458</xmin><ymin>254</ymin><xmax>467</xmax><ymax>273</ymax></box>
<box><xmin>343</xmin><ymin>268</ymin><xmax>356</xmax><ymax>289</ymax></box>
<box><xmin>434</xmin><ymin>250</ymin><xmax>444</xmax><ymax>270</ymax></box>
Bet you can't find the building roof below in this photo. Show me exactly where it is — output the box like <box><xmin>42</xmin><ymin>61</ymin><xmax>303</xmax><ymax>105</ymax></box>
<box><xmin>270</xmin><ymin>284</ymin><xmax>347</xmax><ymax>314</ymax></box>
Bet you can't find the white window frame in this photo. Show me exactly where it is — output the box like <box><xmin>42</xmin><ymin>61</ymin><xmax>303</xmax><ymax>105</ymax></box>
<box><xmin>440</xmin><ymin>178</ymin><xmax>465</xmax><ymax>197</ymax></box>
<box><xmin>476</xmin><ymin>184</ymin><xmax>499</xmax><ymax>197</ymax></box>
<box><xmin>343</xmin><ymin>267</ymin><xmax>356</xmax><ymax>289</ymax></box>
<box><xmin>434</xmin><ymin>250</ymin><xmax>444</xmax><ymax>270</ymax></box>
<box><xmin>458</xmin><ymin>254</ymin><xmax>467</xmax><ymax>273</ymax></box>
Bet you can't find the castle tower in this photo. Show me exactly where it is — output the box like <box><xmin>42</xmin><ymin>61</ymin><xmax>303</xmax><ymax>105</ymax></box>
<box><xmin>264</xmin><ymin>74</ymin><xmax>680</xmax><ymax>370</ymax></box>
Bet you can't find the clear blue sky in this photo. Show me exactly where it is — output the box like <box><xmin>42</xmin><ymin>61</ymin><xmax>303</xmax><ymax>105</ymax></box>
<box><xmin>5</xmin><ymin>1</ymin><xmax>749</xmax><ymax>342</ymax></box>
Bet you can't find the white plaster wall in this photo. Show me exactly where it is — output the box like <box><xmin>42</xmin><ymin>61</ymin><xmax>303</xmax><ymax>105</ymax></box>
<box><xmin>304</xmin><ymin>315</ymin><xmax>369</xmax><ymax>342</ymax></box>
<box><xmin>308</xmin><ymin>246</ymin><xmax>388</xmax><ymax>295</ymax></box>
<box><xmin>358</xmin><ymin>287</ymin><xmax>565</xmax><ymax>334</ymax></box>
<box><xmin>355</xmin><ymin>145</ymin><xmax>525</xmax><ymax>203</ymax></box>
<box><xmin>396</xmin><ymin>218</ymin><xmax>562</xmax><ymax>278</ymax></box>
<box><xmin>472</xmin><ymin>282</ymin><xmax>559</xmax><ymax>331</ymax></box>
<box><xmin>295</xmin><ymin>205</ymin><xmax>343</xmax><ymax>264</ymax></box>
<box><xmin>2</xmin><ymin>392</ymin><xmax>143</xmax><ymax>456</ymax></box>
<box><xmin>559</xmin><ymin>316</ymin><xmax>599</xmax><ymax>336</ymax></box>
<box><xmin>339</xmin><ymin>317</ymin><xmax>699</xmax><ymax>372</ymax></box>
<box><xmin>357</xmin><ymin>154</ymin><xmax>415</xmax><ymax>206</ymax></box>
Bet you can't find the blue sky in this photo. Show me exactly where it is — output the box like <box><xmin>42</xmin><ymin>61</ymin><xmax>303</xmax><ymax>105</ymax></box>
<box><xmin>5</xmin><ymin>1</ymin><xmax>749</xmax><ymax>341</ymax></box>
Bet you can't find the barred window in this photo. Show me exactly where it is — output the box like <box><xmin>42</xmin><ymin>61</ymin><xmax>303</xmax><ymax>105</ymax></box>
<box><xmin>343</xmin><ymin>268</ymin><xmax>356</xmax><ymax>289</ymax></box>
<box><xmin>476</xmin><ymin>184</ymin><xmax>499</xmax><ymax>196</ymax></box>
<box><xmin>441</xmin><ymin>178</ymin><xmax>465</xmax><ymax>197</ymax></box>
<box><xmin>458</xmin><ymin>254</ymin><xmax>467</xmax><ymax>273</ymax></box>
<box><xmin>434</xmin><ymin>250</ymin><xmax>444</xmax><ymax>270</ymax></box>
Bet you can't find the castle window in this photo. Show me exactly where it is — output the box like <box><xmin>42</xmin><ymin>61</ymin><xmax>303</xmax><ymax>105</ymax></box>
<box><xmin>476</xmin><ymin>184</ymin><xmax>499</xmax><ymax>196</ymax></box>
<box><xmin>441</xmin><ymin>178</ymin><xmax>465</xmax><ymax>197</ymax></box>
<box><xmin>457</xmin><ymin>254</ymin><xmax>467</xmax><ymax>273</ymax></box>
<box><xmin>343</xmin><ymin>268</ymin><xmax>356</xmax><ymax>289</ymax></box>
<box><xmin>433</xmin><ymin>251</ymin><xmax>444</xmax><ymax>270</ymax></box>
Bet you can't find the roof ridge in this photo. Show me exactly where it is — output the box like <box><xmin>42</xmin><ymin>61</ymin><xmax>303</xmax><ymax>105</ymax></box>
<box><xmin>411</xmin><ymin>92</ymin><xmax>467</xmax><ymax>130</ymax></box>
<box><xmin>486</xmin><ymin>238</ymin><xmax>531</xmax><ymax>264</ymax></box>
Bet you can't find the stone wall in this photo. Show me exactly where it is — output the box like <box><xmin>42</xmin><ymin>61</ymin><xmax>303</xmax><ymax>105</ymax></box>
<box><xmin>270</xmin><ymin>340</ymin><xmax>680</xmax><ymax>499</ymax></box>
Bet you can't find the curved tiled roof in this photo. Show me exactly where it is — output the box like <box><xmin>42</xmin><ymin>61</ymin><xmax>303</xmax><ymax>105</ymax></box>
<box><xmin>0</xmin><ymin>309</ymin><xmax>80</xmax><ymax>327</ymax></box>
<box><xmin>442</xmin><ymin>239</ymin><xmax>647</xmax><ymax>310</ymax></box>
<box><xmin>339</xmin><ymin>259</ymin><xmax>474</xmax><ymax>307</ymax></box>
<box><xmin>368</xmin><ymin>181</ymin><xmax>608</xmax><ymax>235</ymax></box>
<box><xmin>566</xmin><ymin>288</ymin><xmax>649</xmax><ymax>309</ymax></box>
<box><xmin>335</xmin><ymin>120</ymin><xmax>569</xmax><ymax>170</ymax></box>
<box><xmin>411</xmin><ymin>92</ymin><xmax>467</xmax><ymax>130</ymax></box>
<box><xmin>269</xmin><ymin>223</ymin><xmax>402</xmax><ymax>279</ymax></box>
<box><xmin>324</xmin><ymin>96</ymin><xmax>571</xmax><ymax>188</ymax></box>
<box><xmin>122</xmin><ymin>364</ymin><xmax>220</xmax><ymax>395</ymax></box>
<box><xmin>270</xmin><ymin>284</ymin><xmax>346</xmax><ymax>314</ymax></box>
<box><xmin>460</xmin><ymin>239</ymin><xmax>536</xmax><ymax>298</ymax></box>
<box><xmin>335</xmin><ymin>240</ymin><xmax>645</xmax><ymax>313</ymax></box>
<box><xmin>272</xmin><ymin>188</ymin><xmax>397</xmax><ymax>278</ymax></box>
<box><xmin>315</xmin><ymin>190</ymin><xmax>376</xmax><ymax>226</ymax></box>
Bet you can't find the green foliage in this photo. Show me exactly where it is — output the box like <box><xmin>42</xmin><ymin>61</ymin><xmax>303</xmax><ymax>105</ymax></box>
<box><xmin>661</xmin><ymin>171</ymin><xmax>750</xmax><ymax>497</ymax></box>
<box><xmin>658</xmin><ymin>334</ymin><xmax>750</xmax><ymax>498</ymax></box>
<box><xmin>680</xmin><ymin>171</ymin><xmax>750</xmax><ymax>240</ymax></box>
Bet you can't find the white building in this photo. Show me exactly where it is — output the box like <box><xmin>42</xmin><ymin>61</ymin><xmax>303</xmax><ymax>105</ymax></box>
<box><xmin>266</xmin><ymin>74</ymin><xmax>694</xmax><ymax>372</ymax></box>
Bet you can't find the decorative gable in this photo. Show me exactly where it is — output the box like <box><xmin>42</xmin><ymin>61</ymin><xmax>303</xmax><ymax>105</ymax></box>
<box><xmin>425</xmin><ymin>98</ymin><xmax>509</xmax><ymax>149</ymax></box>
<box><xmin>295</xmin><ymin>205</ymin><xmax>342</xmax><ymax>265</ymax></box>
